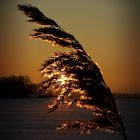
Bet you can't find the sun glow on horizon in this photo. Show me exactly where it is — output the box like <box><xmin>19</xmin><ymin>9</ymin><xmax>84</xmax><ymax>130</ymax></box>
<box><xmin>0</xmin><ymin>0</ymin><xmax>140</xmax><ymax>93</ymax></box>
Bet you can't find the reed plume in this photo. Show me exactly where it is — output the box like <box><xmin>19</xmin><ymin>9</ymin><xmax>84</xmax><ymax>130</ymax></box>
<box><xmin>18</xmin><ymin>4</ymin><xmax>127</xmax><ymax>140</ymax></box>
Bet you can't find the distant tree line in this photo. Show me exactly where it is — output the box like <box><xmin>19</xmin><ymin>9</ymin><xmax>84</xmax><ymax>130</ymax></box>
<box><xmin>0</xmin><ymin>75</ymin><xmax>138</xmax><ymax>98</ymax></box>
<box><xmin>114</xmin><ymin>93</ymin><xmax>140</xmax><ymax>98</ymax></box>
<box><xmin>0</xmin><ymin>75</ymin><xmax>37</xmax><ymax>98</ymax></box>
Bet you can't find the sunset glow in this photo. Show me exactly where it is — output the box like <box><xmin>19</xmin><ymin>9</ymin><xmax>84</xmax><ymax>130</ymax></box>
<box><xmin>0</xmin><ymin>0</ymin><xmax>140</xmax><ymax>93</ymax></box>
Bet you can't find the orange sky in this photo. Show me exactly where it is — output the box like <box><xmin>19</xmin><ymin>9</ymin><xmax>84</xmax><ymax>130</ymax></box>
<box><xmin>0</xmin><ymin>0</ymin><xmax>140</xmax><ymax>93</ymax></box>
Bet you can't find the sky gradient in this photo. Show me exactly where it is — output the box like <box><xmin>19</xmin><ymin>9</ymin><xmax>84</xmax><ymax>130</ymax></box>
<box><xmin>0</xmin><ymin>0</ymin><xmax>140</xmax><ymax>93</ymax></box>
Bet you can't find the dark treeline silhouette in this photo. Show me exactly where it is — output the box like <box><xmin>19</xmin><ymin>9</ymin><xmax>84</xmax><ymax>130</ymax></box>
<box><xmin>114</xmin><ymin>93</ymin><xmax>140</xmax><ymax>98</ymax></box>
<box><xmin>0</xmin><ymin>75</ymin><xmax>37</xmax><ymax>98</ymax></box>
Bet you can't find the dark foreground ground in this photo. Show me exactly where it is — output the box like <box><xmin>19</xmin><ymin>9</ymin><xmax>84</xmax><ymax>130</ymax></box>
<box><xmin>0</xmin><ymin>98</ymin><xmax>140</xmax><ymax>140</ymax></box>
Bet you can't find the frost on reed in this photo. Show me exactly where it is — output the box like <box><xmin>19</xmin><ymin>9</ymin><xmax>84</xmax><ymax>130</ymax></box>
<box><xmin>18</xmin><ymin>4</ymin><xmax>127</xmax><ymax>140</ymax></box>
